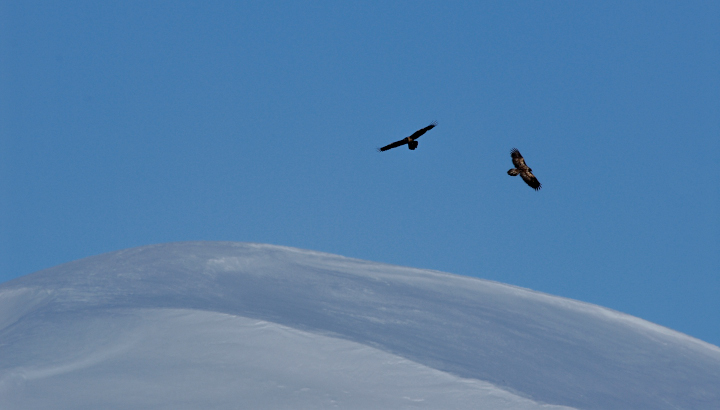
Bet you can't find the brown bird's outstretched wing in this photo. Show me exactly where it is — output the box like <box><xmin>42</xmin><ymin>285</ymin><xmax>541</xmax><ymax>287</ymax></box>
<box><xmin>510</xmin><ymin>148</ymin><xmax>528</xmax><ymax>170</ymax></box>
<box><xmin>520</xmin><ymin>170</ymin><xmax>542</xmax><ymax>190</ymax></box>
<box><xmin>377</xmin><ymin>138</ymin><xmax>409</xmax><ymax>152</ymax></box>
<box><xmin>407</xmin><ymin>121</ymin><xmax>437</xmax><ymax>140</ymax></box>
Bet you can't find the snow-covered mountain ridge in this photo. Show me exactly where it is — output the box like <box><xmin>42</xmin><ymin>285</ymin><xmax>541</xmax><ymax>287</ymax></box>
<box><xmin>1</xmin><ymin>242</ymin><xmax>718</xmax><ymax>409</ymax></box>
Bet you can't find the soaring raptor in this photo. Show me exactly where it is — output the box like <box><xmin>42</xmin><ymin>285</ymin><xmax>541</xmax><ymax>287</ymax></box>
<box><xmin>378</xmin><ymin>122</ymin><xmax>437</xmax><ymax>152</ymax></box>
<box><xmin>507</xmin><ymin>148</ymin><xmax>541</xmax><ymax>190</ymax></box>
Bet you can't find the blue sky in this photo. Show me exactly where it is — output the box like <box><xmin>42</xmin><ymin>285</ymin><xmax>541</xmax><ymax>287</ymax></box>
<box><xmin>2</xmin><ymin>1</ymin><xmax>718</xmax><ymax>346</ymax></box>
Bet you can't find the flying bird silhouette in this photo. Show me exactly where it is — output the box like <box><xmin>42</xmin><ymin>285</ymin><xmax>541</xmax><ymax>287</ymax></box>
<box><xmin>507</xmin><ymin>148</ymin><xmax>541</xmax><ymax>190</ymax></box>
<box><xmin>378</xmin><ymin>122</ymin><xmax>437</xmax><ymax>152</ymax></box>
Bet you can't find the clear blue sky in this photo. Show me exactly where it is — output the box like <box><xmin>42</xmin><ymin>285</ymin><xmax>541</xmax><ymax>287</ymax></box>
<box><xmin>2</xmin><ymin>1</ymin><xmax>718</xmax><ymax>346</ymax></box>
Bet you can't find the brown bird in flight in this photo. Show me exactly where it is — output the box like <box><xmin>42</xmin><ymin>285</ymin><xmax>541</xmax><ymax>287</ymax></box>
<box><xmin>378</xmin><ymin>122</ymin><xmax>437</xmax><ymax>152</ymax></box>
<box><xmin>507</xmin><ymin>148</ymin><xmax>541</xmax><ymax>190</ymax></box>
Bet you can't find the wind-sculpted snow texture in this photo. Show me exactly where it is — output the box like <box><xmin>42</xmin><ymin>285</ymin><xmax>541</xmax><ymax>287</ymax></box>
<box><xmin>1</xmin><ymin>242</ymin><xmax>719</xmax><ymax>409</ymax></box>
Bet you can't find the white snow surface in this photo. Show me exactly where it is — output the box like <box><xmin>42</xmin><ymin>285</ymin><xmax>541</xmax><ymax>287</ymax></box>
<box><xmin>0</xmin><ymin>242</ymin><xmax>718</xmax><ymax>409</ymax></box>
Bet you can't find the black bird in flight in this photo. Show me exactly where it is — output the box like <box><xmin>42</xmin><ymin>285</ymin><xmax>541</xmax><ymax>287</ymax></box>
<box><xmin>378</xmin><ymin>122</ymin><xmax>437</xmax><ymax>152</ymax></box>
<box><xmin>507</xmin><ymin>148</ymin><xmax>542</xmax><ymax>190</ymax></box>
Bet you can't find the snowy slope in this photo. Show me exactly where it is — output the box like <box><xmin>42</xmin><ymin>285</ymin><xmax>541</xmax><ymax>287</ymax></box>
<box><xmin>1</xmin><ymin>242</ymin><xmax>718</xmax><ymax>409</ymax></box>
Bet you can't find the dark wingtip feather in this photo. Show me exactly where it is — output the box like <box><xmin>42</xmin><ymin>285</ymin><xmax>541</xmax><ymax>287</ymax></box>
<box><xmin>422</xmin><ymin>121</ymin><xmax>437</xmax><ymax>132</ymax></box>
<box><xmin>510</xmin><ymin>148</ymin><xmax>520</xmax><ymax>156</ymax></box>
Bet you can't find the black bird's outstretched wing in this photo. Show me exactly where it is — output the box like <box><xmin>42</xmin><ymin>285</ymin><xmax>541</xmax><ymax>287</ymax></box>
<box><xmin>378</xmin><ymin>121</ymin><xmax>437</xmax><ymax>152</ymax></box>
<box><xmin>378</xmin><ymin>138</ymin><xmax>409</xmax><ymax>152</ymax></box>
<box><xmin>408</xmin><ymin>121</ymin><xmax>437</xmax><ymax>140</ymax></box>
